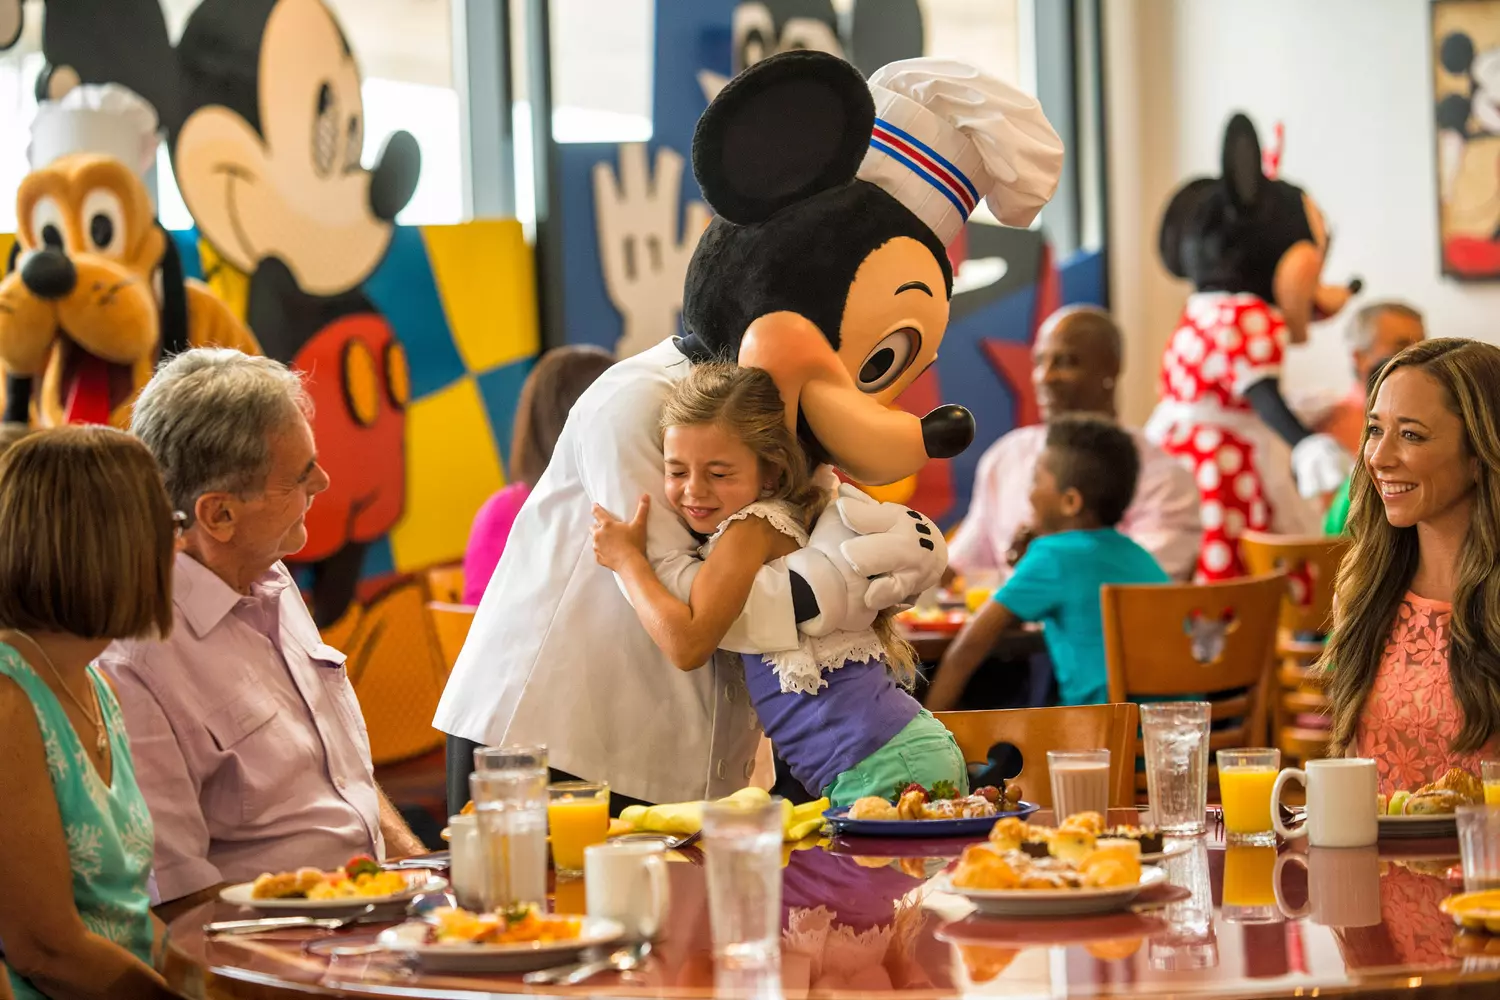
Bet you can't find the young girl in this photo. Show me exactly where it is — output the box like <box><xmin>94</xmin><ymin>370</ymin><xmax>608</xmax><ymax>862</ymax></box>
<box><xmin>591</xmin><ymin>364</ymin><xmax>967</xmax><ymax>807</ymax></box>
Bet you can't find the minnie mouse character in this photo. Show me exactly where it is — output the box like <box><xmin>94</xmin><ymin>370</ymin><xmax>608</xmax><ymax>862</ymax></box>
<box><xmin>1148</xmin><ymin>114</ymin><xmax>1360</xmax><ymax>582</ymax></box>
<box><xmin>434</xmin><ymin>50</ymin><xmax>1062</xmax><ymax>811</ymax></box>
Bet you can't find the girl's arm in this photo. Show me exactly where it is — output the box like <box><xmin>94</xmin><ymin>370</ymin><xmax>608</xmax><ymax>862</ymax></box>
<box><xmin>0</xmin><ymin>678</ymin><xmax>175</xmax><ymax>998</ymax></box>
<box><xmin>594</xmin><ymin>496</ymin><xmax>801</xmax><ymax>670</ymax></box>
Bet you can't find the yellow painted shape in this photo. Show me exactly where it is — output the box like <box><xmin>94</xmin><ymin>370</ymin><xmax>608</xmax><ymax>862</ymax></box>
<box><xmin>197</xmin><ymin>239</ymin><xmax>251</xmax><ymax>325</ymax></box>
<box><xmin>388</xmin><ymin>375</ymin><xmax>504</xmax><ymax>572</ymax></box>
<box><xmin>0</xmin><ymin>232</ymin><xmax>14</xmax><ymax>265</ymax></box>
<box><xmin>859</xmin><ymin>475</ymin><xmax>918</xmax><ymax>505</ymax></box>
<box><xmin>421</xmin><ymin>219</ymin><xmax>538</xmax><ymax>372</ymax></box>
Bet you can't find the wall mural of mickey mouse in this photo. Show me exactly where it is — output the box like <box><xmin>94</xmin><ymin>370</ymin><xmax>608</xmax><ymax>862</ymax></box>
<box><xmin>2</xmin><ymin>0</ymin><xmax>422</xmax><ymax>626</ymax></box>
<box><xmin>170</xmin><ymin>0</ymin><xmax>422</xmax><ymax>626</ymax></box>
<box><xmin>1147</xmin><ymin>114</ymin><xmax>1360</xmax><ymax>582</ymax></box>
<box><xmin>1435</xmin><ymin>7</ymin><xmax>1500</xmax><ymax>279</ymax></box>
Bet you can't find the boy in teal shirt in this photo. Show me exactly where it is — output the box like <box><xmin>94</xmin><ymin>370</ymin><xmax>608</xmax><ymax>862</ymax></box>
<box><xmin>926</xmin><ymin>415</ymin><xmax>1170</xmax><ymax>708</ymax></box>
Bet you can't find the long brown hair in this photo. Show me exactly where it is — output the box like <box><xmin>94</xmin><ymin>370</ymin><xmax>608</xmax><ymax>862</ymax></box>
<box><xmin>1322</xmin><ymin>338</ymin><xmax>1500</xmax><ymax>755</ymax></box>
<box><xmin>660</xmin><ymin>364</ymin><xmax>919</xmax><ymax>686</ymax></box>
<box><xmin>509</xmin><ymin>345</ymin><xmax>615</xmax><ymax>488</ymax></box>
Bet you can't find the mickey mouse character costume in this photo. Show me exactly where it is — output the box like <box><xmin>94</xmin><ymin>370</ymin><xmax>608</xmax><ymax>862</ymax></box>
<box><xmin>1147</xmin><ymin>114</ymin><xmax>1359</xmax><ymax>581</ymax></box>
<box><xmin>435</xmin><ymin>50</ymin><xmax>1061</xmax><ymax>812</ymax></box>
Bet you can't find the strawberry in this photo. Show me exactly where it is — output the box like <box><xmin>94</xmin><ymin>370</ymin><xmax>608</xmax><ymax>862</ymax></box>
<box><xmin>344</xmin><ymin>854</ymin><xmax>380</xmax><ymax>879</ymax></box>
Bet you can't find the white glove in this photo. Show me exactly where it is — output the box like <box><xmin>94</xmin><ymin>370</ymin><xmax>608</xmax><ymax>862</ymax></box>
<box><xmin>784</xmin><ymin>485</ymin><xmax>948</xmax><ymax>637</ymax></box>
<box><xmin>1291</xmin><ymin>433</ymin><xmax>1353</xmax><ymax>499</ymax></box>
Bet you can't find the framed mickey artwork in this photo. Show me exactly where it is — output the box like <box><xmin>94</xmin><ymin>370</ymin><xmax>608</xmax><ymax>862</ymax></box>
<box><xmin>1432</xmin><ymin>0</ymin><xmax>1500</xmax><ymax>280</ymax></box>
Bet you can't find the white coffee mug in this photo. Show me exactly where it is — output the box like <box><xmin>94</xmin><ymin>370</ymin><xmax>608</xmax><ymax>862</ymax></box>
<box><xmin>1273</xmin><ymin>846</ymin><xmax>1382</xmax><ymax>927</ymax></box>
<box><xmin>1271</xmin><ymin>758</ymin><xmax>1379</xmax><ymax>848</ymax></box>
<box><xmin>585</xmin><ymin>840</ymin><xmax>669</xmax><ymax>941</ymax></box>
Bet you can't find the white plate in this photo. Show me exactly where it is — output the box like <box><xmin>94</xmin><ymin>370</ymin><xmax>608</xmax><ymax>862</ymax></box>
<box><xmin>1379</xmin><ymin>813</ymin><xmax>1459</xmax><ymax>840</ymax></box>
<box><xmin>938</xmin><ymin>865</ymin><xmax>1167</xmax><ymax>917</ymax></box>
<box><xmin>218</xmin><ymin>872</ymin><xmax>448</xmax><ymax>913</ymax></box>
<box><xmin>377</xmin><ymin>916</ymin><xmax>624</xmax><ymax>972</ymax></box>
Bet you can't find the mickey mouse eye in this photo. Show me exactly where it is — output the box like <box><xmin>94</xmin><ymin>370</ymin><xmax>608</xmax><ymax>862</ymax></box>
<box><xmin>344</xmin><ymin>113</ymin><xmax>363</xmax><ymax>173</ymax></box>
<box><xmin>30</xmin><ymin>196</ymin><xmax>65</xmax><ymax>250</ymax></box>
<box><xmin>857</xmin><ymin>328</ymin><xmax>920</xmax><ymax>394</ymax></box>
<box><xmin>80</xmin><ymin>188</ymin><xmax>125</xmax><ymax>256</ymax></box>
<box><xmin>314</xmin><ymin>81</ymin><xmax>339</xmax><ymax>177</ymax></box>
<box><xmin>731</xmin><ymin>2</ymin><xmax>774</xmax><ymax>72</ymax></box>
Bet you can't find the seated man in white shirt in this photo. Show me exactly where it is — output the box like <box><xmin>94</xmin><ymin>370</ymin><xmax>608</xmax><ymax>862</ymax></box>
<box><xmin>947</xmin><ymin>305</ymin><xmax>1202</xmax><ymax>586</ymax></box>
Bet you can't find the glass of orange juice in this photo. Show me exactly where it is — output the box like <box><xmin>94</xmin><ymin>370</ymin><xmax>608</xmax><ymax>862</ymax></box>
<box><xmin>1483</xmin><ymin>760</ymin><xmax>1500</xmax><ymax>805</ymax></box>
<box><xmin>548</xmin><ymin>781</ymin><xmax>610</xmax><ymax>878</ymax></box>
<box><xmin>1218</xmin><ymin>748</ymin><xmax>1280</xmax><ymax>846</ymax></box>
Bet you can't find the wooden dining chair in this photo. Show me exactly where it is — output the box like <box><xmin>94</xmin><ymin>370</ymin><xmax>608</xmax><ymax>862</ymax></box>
<box><xmin>425</xmin><ymin>564</ymin><xmax>467</xmax><ymax>605</ymax></box>
<box><xmin>1238</xmin><ymin>532</ymin><xmax>1349</xmax><ymax>765</ymax></box>
<box><xmin>427</xmin><ymin>601</ymin><xmax>476</xmax><ymax>677</ymax></box>
<box><xmin>1100</xmin><ymin>573</ymin><xmax>1285</xmax><ymax>798</ymax></box>
<box><xmin>934</xmin><ymin>704</ymin><xmax>1140</xmax><ymax>809</ymax></box>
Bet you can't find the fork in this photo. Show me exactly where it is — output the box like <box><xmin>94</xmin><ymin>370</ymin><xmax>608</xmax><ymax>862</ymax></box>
<box><xmin>204</xmin><ymin>903</ymin><xmax>380</xmax><ymax>936</ymax></box>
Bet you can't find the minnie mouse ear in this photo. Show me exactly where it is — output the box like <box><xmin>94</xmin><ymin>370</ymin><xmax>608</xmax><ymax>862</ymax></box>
<box><xmin>692</xmin><ymin>49</ymin><xmax>874</xmax><ymax>225</ymax></box>
<box><xmin>1157</xmin><ymin>177</ymin><xmax>1216</xmax><ymax>279</ymax></box>
<box><xmin>1221</xmin><ymin>113</ymin><xmax>1264</xmax><ymax>211</ymax></box>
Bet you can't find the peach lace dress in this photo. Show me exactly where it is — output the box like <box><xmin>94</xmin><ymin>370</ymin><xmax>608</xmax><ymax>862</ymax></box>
<box><xmin>1352</xmin><ymin>592</ymin><xmax>1492</xmax><ymax>795</ymax></box>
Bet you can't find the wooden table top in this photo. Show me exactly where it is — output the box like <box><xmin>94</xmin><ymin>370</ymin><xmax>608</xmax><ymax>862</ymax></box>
<box><xmin>163</xmin><ymin>809</ymin><xmax>1500</xmax><ymax>999</ymax></box>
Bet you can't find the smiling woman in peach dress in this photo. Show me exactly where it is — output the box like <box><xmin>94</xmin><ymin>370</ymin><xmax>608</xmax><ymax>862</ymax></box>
<box><xmin>1322</xmin><ymin>338</ymin><xmax>1500</xmax><ymax>793</ymax></box>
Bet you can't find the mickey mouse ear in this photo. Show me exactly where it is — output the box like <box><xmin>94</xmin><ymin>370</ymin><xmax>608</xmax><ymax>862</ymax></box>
<box><xmin>1220</xmin><ymin>112</ymin><xmax>1264</xmax><ymax>211</ymax></box>
<box><xmin>691</xmin><ymin>49</ymin><xmax>874</xmax><ymax>225</ymax></box>
<box><xmin>1157</xmin><ymin>177</ymin><xmax>1216</xmax><ymax>279</ymax></box>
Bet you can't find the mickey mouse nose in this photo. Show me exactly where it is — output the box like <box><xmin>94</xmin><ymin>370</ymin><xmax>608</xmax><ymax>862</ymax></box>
<box><xmin>921</xmin><ymin>404</ymin><xmax>975</xmax><ymax>459</ymax></box>
<box><xmin>20</xmin><ymin>250</ymin><xmax>76</xmax><ymax>300</ymax></box>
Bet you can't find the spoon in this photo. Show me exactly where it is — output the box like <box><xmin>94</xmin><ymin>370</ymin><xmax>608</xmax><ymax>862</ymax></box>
<box><xmin>523</xmin><ymin>940</ymin><xmax>651</xmax><ymax>985</ymax></box>
<box><xmin>204</xmin><ymin>903</ymin><xmax>379</xmax><ymax>936</ymax></box>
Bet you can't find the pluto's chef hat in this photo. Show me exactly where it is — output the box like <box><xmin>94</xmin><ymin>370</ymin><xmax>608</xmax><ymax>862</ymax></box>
<box><xmin>28</xmin><ymin>83</ymin><xmax>161</xmax><ymax>179</ymax></box>
<box><xmin>858</xmin><ymin>58</ymin><xmax>1065</xmax><ymax>247</ymax></box>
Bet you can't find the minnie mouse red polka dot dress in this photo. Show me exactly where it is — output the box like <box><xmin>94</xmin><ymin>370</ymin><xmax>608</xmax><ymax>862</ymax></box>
<box><xmin>1149</xmin><ymin>293</ymin><xmax>1316</xmax><ymax>581</ymax></box>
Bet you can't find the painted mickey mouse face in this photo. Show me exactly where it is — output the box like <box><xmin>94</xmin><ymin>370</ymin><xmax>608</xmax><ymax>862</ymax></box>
<box><xmin>1440</xmin><ymin>32</ymin><xmax>1500</xmax><ymax>135</ymax></box>
<box><xmin>173</xmin><ymin>0</ymin><xmax>403</xmax><ymax>296</ymax></box>
<box><xmin>683</xmin><ymin>51</ymin><xmax>973</xmax><ymax>486</ymax></box>
<box><xmin>732</xmin><ymin>1</ymin><xmax>844</xmax><ymax>74</ymax></box>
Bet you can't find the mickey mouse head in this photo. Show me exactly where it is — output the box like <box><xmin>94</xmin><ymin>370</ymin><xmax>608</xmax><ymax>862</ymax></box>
<box><xmin>1437</xmin><ymin>31</ymin><xmax>1500</xmax><ymax>137</ymax></box>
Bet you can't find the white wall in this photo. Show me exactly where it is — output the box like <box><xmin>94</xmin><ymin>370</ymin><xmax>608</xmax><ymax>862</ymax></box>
<box><xmin>1106</xmin><ymin>0</ymin><xmax>1500</xmax><ymax>426</ymax></box>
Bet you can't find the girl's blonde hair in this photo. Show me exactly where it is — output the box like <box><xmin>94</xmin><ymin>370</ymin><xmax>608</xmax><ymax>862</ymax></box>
<box><xmin>661</xmin><ymin>363</ymin><xmax>918</xmax><ymax>686</ymax></box>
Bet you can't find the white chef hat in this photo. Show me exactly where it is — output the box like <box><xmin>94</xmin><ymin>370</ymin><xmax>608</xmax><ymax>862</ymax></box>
<box><xmin>28</xmin><ymin>83</ymin><xmax>161</xmax><ymax>178</ymax></box>
<box><xmin>858</xmin><ymin>58</ymin><xmax>1065</xmax><ymax>246</ymax></box>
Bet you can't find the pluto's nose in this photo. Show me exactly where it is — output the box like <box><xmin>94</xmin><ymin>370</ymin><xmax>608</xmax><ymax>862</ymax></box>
<box><xmin>20</xmin><ymin>250</ymin><xmax>76</xmax><ymax>300</ymax></box>
<box><xmin>921</xmin><ymin>404</ymin><xmax>975</xmax><ymax>459</ymax></box>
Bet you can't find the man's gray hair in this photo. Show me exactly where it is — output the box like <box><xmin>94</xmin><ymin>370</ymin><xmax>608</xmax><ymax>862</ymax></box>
<box><xmin>1345</xmin><ymin>300</ymin><xmax>1424</xmax><ymax>352</ymax></box>
<box><xmin>131</xmin><ymin>349</ymin><xmax>313</xmax><ymax>520</ymax></box>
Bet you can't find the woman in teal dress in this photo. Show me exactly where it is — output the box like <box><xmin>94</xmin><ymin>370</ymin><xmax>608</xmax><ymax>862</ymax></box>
<box><xmin>0</xmin><ymin>427</ymin><xmax>179</xmax><ymax>999</ymax></box>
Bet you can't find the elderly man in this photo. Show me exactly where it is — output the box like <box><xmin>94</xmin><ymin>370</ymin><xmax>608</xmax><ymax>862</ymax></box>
<box><xmin>947</xmin><ymin>306</ymin><xmax>1201</xmax><ymax>584</ymax></box>
<box><xmin>1315</xmin><ymin>301</ymin><xmax>1426</xmax><ymax>454</ymax></box>
<box><xmin>100</xmin><ymin>349</ymin><xmax>423</xmax><ymax>919</ymax></box>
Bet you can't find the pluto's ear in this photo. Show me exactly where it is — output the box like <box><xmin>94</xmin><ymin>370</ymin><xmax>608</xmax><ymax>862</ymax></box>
<box><xmin>1221</xmin><ymin>113</ymin><xmax>1265</xmax><ymax>212</ymax></box>
<box><xmin>691</xmin><ymin>49</ymin><xmax>873</xmax><ymax>225</ymax></box>
<box><xmin>1157</xmin><ymin>177</ymin><xmax>1216</xmax><ymax>279</ymax></box>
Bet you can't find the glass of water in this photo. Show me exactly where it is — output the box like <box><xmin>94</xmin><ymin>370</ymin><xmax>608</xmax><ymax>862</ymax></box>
<box><xmin>469</xmin><ymin>744</ymin><xmax>550</xmax><ymax>912</ymax></box>
<box><xmin>703</xmin><ymin>795</ymin><xmax>784</xmax><ymax>971</ymax></box>
<box><xmin>1141</xmin><ymin>702</ymin><xmax>1211</xmax><ymax>835</ymax></box>
<box><xmin>1458</xmin><ymin>804</ymin><xmax>1500</xmax><ymax>892</ymax></box>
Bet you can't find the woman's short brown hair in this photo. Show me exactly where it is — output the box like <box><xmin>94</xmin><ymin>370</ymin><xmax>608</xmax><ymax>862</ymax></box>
<box><xmin>0</xmin><ymin>426</ymin><xmax>175</xmax><ymax>640</ymax></box>
<box><xmin>509</xmin><ymin>345</ymin><xmax>615</xmax><ymax>488</ymax></box>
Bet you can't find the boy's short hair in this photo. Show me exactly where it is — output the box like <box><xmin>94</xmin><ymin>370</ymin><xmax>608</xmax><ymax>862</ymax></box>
<box><xmin>1043</xmin><ymin>414</ymin><xmax>1140</xmax><ymax>527</ymax></box>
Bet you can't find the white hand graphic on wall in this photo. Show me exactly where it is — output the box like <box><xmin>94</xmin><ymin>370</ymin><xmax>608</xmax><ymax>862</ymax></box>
<box><xmin>593</xmin><ymin>143</ymin><xmax>711</xmax><ymax>359</ymax></box>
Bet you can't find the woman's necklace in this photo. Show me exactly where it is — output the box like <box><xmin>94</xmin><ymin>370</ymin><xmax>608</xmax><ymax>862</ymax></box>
<box><xmin>8</xmin><ymin>629</ymin><xmax>106</xmax><ymax>753</ymax></box>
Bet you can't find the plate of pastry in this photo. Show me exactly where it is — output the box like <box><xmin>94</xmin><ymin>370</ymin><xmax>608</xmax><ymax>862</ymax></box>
<box><xmin>220</xmin><ymin>856</ymin><xmax>448</xmax><ymax>913</ymax></box>
<box><xmin>987</xmin><ymin>812</ymin><xmax>1187</xmax><ymax>864</ymax></box>
<box><xmin>936</xmin><ymin>838</ymin><xmax>1167</xmax><ymax>917</ymax></box>
<box><xmin>1376</xmin><ymin>768</ymin><xmax>1480</xmax><ymax>839</ymax></box>
<box><xmin>825</xmin><ymin>780</ymin><xmax>1038</xmax><ymax>837</ymax></box>
<box><xmin>378</xmin><ymin>904</ymin><xmax>622</xmax><ymax>972</ymax></box>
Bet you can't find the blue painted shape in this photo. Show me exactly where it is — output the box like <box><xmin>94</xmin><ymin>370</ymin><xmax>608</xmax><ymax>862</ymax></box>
<box><xmin>476</xmin><ymin>355</ymin><xmax>537</xmax><ymax>473</ymax></box>
<box><xmin>1059</xmin><ymin>248</ymin><xmax>1105</xmax><ymax>307</ymax></box>
<box><xmin>170</xmin><ymin>229</ymin><xmax>205</xmax><ymax>280</ymax></box>
<box><xmin>363</xmin><ymin>227</ymin><xmax>466</xmax><ymax>400</ymax></box>
<box><xmin>360</xmin><ymin>534</ymin><xmax>395</xmax><ymax>579</ymax></box>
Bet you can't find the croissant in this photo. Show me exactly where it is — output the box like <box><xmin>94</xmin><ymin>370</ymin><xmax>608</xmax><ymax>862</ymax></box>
<box><xmin>1419</xmin><ymin>767</ymin><xmax>1483</xmax><ymax>805</ymax></box>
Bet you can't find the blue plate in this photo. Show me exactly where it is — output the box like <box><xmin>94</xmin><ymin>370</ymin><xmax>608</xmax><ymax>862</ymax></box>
<box><xmin>823</xmin><ymin>801</ymin><xmax>1039</xmax><ymax>838</ymax></box>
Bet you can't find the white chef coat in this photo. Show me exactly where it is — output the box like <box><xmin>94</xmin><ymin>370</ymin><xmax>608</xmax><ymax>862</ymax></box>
<box><xmin>432</xmin><ymin>339</ymin><xmax>801</xmax><ymax>804</ymax></box>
